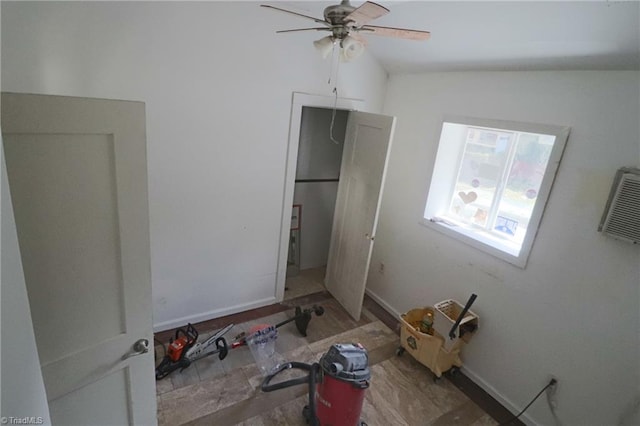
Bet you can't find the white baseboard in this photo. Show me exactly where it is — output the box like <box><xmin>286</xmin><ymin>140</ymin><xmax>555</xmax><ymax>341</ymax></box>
<box><xmin>460</xmin><ymin>364</ymin><xmax>537</xmax><ymax>425</ymax></box>
<box><xmin>153</xmin><ymin>296</ymin><xmax>277</xmax><ymax>332</ymax></box>
<box><xmin>365</xmin><ymin>288</ymin><xmax>401</xmax><ymax>318</ymax></box>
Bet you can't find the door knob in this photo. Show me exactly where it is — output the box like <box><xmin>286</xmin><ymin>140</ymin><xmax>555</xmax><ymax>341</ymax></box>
<box><xmin>122</xmin><ymin>338</ymin><xmax>150</xmax><ymax>360</ymax></box>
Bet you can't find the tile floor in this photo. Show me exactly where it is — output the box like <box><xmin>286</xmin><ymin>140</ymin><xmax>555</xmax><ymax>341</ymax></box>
<box><xmin>283</xmin><ymin>266</ymin><xmax>326</xmax><ymax>301</ymax></box>
<box><xmin>155</xmin><ymin>293</ymin><xmax>502</xmax><ymax>426</ymax></box>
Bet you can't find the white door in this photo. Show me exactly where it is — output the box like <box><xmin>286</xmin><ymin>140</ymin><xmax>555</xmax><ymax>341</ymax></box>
<box><xmin>325</xmin><ymin>111</ymin><xmax>396</xmax><ymax>320</ymax></box>
<box><xmin>2</xmin><ymin>93</ymin><xmax>156</xmax><ymax>425</ymax></box>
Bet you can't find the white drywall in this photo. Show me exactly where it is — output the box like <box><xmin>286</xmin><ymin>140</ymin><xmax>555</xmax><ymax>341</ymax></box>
<box><xmin>0</xmin><ymin>2</ymin><xmax>388</xmax><ymax>331</ymax></box>
<box><xmin>1</xmin><ymin>137</ymin><xmax>52</xmax><ymax>425</ymax></box>
<box><xmin>369</xmin><ymin>71</ymin><xmax>640</xmax><ymax>425</ymax></box>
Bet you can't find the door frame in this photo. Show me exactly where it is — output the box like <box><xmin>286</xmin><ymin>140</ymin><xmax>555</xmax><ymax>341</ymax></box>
<box><xmin>275</xmin><ymin>92</ymin><xmax>365</xmax><ymax>301</ymax></box>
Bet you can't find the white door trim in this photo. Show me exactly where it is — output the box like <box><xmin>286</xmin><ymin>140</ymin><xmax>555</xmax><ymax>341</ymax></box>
<box><xmin>275</xmin><ymin>92</ymin><xmax>365</xmax><ymax>301</ymax></box>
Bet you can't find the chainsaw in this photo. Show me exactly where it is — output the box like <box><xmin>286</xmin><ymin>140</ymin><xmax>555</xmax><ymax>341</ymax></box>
<box><xmin>155</xmin><ymin>323</ymin><xmax>233</xmax><ymax>380</ymax></box>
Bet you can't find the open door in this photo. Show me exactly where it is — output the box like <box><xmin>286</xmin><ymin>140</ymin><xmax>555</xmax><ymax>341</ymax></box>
<box><xmin>325</xmin><ymin>111</ymin><xmax>396</xmax><ymax>320</ymax></box>
<box><xmin>2</xmin><ymin>93</ymin><xmax>156</xmax><ymax>425</ymax></box>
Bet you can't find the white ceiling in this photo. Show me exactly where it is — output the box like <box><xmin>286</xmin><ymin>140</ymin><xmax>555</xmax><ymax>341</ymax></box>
<box><xmin>272</xmin><ymin>1</ymin><xmax>640</xmax><ymax>73</ymax></box>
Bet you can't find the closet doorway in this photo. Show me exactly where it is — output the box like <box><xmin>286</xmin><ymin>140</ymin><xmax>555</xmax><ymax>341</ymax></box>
<box><xmin>277</xmin><ymin>93</ymin><xmax>395</xmax><ymax>320</ymax></box>
<box><xmin>276</xmin><ymin>93</ymin><xmax>365</xmax><ymax>301</ymax></box>
<box><xmin>284</xmin><ymin>106</ymin><xmax>349</xmax><ymax>300</ymax></box>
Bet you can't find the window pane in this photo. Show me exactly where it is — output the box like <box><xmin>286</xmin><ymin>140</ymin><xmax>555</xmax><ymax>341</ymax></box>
<box><xmin>494</xmin><ymin>133</ymin><xmax>556</xmax><ymax>242</ymax></box>
<box><xmin>448</xmin><ymin>128</ymin><xmax>513</xmax><ymax>227</ymax></box>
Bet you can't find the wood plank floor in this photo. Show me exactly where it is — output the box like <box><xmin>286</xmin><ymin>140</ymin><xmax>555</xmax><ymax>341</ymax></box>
<box><xmin>155</xmin><ymin>289</ymin><xmax>522</xmax><ymax>425</ymax></box>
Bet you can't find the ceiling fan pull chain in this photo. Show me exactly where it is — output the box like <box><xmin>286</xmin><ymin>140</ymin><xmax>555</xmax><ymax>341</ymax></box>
<box><xmin>326</xmin><ymin>40</ymin><xmax>342</xmax><ymax>145</ymax></box>
<box><xmin>329</xmin><ymin>85</ymin><xmax>342</xmax><ymax>145</ymax></box>
<box><xmin>328</xmin><ymin>40</ymin><xmax>340</xmax><ymax>86</ymax></box>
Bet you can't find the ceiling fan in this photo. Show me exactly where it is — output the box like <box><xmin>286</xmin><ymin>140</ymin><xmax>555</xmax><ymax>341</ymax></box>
<box><xmin>261</xmin><ymin>1</ymin><xmax>430</xmax><ymax>61</ymax></box>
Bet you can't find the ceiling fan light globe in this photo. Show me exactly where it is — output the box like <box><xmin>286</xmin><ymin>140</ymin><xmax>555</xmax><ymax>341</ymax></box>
<box><xmin>313</xmin><ymin>36</ymin><xmax>335</xmax><ymax>59</ymax></box>
<box><xmin>340</xmin><ymin>35</ymin><xmax>365</xmax><ymax>62</ymax></box>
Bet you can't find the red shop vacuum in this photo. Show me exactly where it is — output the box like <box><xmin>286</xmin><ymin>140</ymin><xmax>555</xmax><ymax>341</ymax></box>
<box><xmin>261</xmin><ymin>343</ymin><xmax>370</xmax><ymax>426</ymax></box>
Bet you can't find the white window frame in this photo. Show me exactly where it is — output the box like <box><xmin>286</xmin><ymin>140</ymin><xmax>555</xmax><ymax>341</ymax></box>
<box><xmin>421</xmin><ymin>116</ymin><xmax>570</xmax><ymax>268</ymax></box>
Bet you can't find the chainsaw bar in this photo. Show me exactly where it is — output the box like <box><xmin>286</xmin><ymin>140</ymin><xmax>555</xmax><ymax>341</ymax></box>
<box><xmin>186</xmin><ymin>323</ymin><xmax>234</xmax><ymax>361</ymax></box>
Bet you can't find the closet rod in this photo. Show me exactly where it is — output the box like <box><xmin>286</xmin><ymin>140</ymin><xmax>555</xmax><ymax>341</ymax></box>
<box><xmin>295</xmin><ymin>178</ymin><xmax>339</xmax><ymax>183</ymax></box>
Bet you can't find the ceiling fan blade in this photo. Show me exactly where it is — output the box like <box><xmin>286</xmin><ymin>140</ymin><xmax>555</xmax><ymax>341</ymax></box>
<box><xmin>260</xmin><ymin>5</ymin><xmax>329</xmax><ymax>26</ymax></box>
<box><xmin>345</xmin><ymin>1</ymin><xmax>389</xmax><ymax>26</ymax></box>
<box><xmin>359</xmin><ymin>25</ymin><xmax>431</xmax><ymax>41</ymax></box>
<box><xmin>276</xmin><ymin>28</ymin><xmax>332</xmax><ymax>34</ymax></box>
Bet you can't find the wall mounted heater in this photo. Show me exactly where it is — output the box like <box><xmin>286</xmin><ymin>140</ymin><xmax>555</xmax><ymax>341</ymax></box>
<box><xmin>598</xmin><ymin>167</ymin><xmax>640</xmax><ymax>244</ymax></box>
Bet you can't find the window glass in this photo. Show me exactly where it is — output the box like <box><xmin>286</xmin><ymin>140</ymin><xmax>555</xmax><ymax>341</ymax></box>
<box><xmin>496</xmin><ymin>133</ymin><xmax>555</xmax><ymax>243</ymax></box>
<box><xmin>449</xmin><ymin>128</ymin><xmax>513</xmax><ymax>228</ymax></box>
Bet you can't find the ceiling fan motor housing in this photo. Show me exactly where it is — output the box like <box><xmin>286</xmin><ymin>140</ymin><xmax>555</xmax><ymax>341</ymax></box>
<box><xmin>324</xmin><ymin>0</ymin><xmax>356</xmax><ymax>39</ymax></box>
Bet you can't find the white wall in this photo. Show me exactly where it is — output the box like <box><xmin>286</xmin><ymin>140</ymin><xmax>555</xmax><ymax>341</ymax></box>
<box><xmin>368</xmin><ymin>71</ymin><xmax>640</xmax><ymax>425</ymax></box>
<box><xmin>1</xmin><ymin>137</ymin><xmax>52</xmax><ymax>425</ymax></box>
<box><xmin>1</xmin><ymin>1</ymin><xmax>388</xmax><ymax>331</ymax></box>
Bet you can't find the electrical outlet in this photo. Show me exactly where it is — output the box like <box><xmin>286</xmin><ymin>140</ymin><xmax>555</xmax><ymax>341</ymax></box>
<box><xmin>546</xmin><ymin>376</ymin><xmax>558</xmax><ymax>409</ymax></box>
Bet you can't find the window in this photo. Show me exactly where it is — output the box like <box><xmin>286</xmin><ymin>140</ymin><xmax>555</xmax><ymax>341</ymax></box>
<box><xmin>422</xmin><ymin>116</ymin><xmax>570</xmax><ymax>267</ymax></box>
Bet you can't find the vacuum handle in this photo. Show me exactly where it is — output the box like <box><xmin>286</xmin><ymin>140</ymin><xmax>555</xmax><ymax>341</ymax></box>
<box><xmin>261</xmin><ymin>361</ymin><xmax>312</xmax><ymax>392</ymax></box>
<box><xmin>449</xmin><ymin>294</ymin><xmax>477</xmax><ymax>340</ymax></box>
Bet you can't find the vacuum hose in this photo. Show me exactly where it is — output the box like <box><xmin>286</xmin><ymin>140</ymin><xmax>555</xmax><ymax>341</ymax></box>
<box><xmin>260</xmin><ymin>361</ymin><xmax>320</xmax><ymax>426</ymax></box>
<box><xmin>308</xmin><ymin>363</ymin><xmax>319</xmax><ymax>426</ymax></box>
<box><xmin>260</xmin><ymin>361</ymin><xmax>312</xmax><ymax>392</ymax></box>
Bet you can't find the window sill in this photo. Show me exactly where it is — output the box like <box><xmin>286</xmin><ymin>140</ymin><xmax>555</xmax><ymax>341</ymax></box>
<box><xmin>419</xmin><ymin>217</ymin><xmax>527</xmax><ymax>268</ymax></box>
